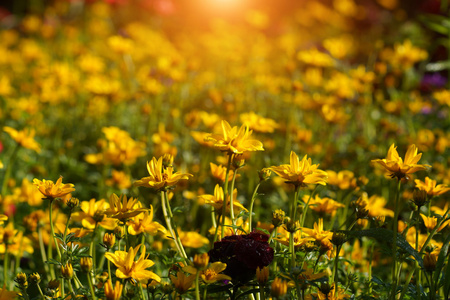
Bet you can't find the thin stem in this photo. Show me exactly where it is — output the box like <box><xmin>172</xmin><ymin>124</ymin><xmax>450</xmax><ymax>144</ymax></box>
<box><xmin>164</xmin><ymin>190</ymin><xmax>188</xmax><ymax>260</ymax></box>
<box><xmin>221</xmin><ymin>153</ymin><xmax>234</xmax><ymax>239</ymax></box>
<box><xmin>333</xmin><ymin>245</ymin><xmax>341</xmax><ymax>292</ymax></box>
<box><xmin>87</xmin><ymin>271</ymin><xmax>97</xmax><ymax>300</ymax></box>
<box><xmin>36</xmin><ymin>283</ymin><xmax>46</xmax><ymax>300</ymax></box>
<box><xmin>195</xmin><ymin>271</ymin><xmax>201</xmax><ymax>300</ymax></box>
<box><xmin>90</xmin><ymin>223</ymin><xmax>98</xmax><ymax>278</ymax></box>
<box><xmin>300</xmin><ymin>186</ymin><xmax>318</xmax><ymax>227</ymax></box>
<box><xmin>49</xmin><ymin>199</ymin><xmax>65</xmax><ymax>298</ymax></box>
<box><xmin>389</xmin><ymin>180</ymin><xmax>402</xmax><ymax>300</ymax></box>
<box><xmin>259</xmin><ymin>283</ymin><xmax>266</xmax><ymax>300</ymax></box>
<box><xmin>289</xmin><ymin>231</ymin><xmax>295</xmax><ymax>269</ymax></box>
<box><xmin>229</xmin><ymin>166</ymin><xmax>239</xmax><ymax>234</ymax></box>
<box><xmin>139</xmin><ymin>282</ymin><xmax>147</xmax><ymax>300</ymax></box>
<box><xmin>160</xmin><ymin>191</ymin><xmax>187</xmax><ymax>262</ymax></box>
<box><xmin>67</xmin><ymin>279</ymin><xmax>76</xmax><ymax>300</ymax></box>
<box><xmin>248</xmin><ymin>182</ymin><xmax>261</xmax><ymax>232</ymax></box>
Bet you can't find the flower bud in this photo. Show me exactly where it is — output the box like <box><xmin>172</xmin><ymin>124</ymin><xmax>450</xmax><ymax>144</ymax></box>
<box><xmin>259</xmin><ymin>169</ymin><xmax>272</xmax><ymax>182</ymax></box>
<box><xmin>412</xmin><ymin>190</ymin><xmax>428</xmax><ymax>209</ymax></box>
<box><xmin>272</xmin><ymin>209</ymin><xmax>285</xmax><ymax>227</ymax></box>
<box><xmin>331</xmin><ymin>232</ymin><xmax>346</xmax><ymax>247</ymax></box>
<box><xmin>114</xmin><ymin>226</ymin><xmax>125</xmax><ymax>241</ymax></box>
<box><xmin>193</xmin><ymin>253</ymin><xmax>209</xmax><ymax>269</ymax></box>
<box><xmin>103</xmin><ymin>233</ymin><xmax>116</xmax><ymax>250</ymax></box>
<box><xmin>285</xmin><ymin>219</ymin><xmax>299</xmax><ymax>233</ymax></box>
<box><xmin>61</xmin><ymin>263</ymin><xmax>74</xmax><ymax>279</ymax></box>
<box><xmin>271</xmin><ymin>278</ymin><xmax>288</xmax><ymax>298</ymax></box>
<box><xmin>320</xmin><ymin>282</ymin><xmax>333</xmax><ymax>295</ymax></box>
<box><xmin>47</xmin><ymin>279</ymin><xmax>60</xmax><ymax>290</ymax></box>
<box><xmin>256</xmin><ymin>266</ymin><xmax>269</xmax><ymax>284</ymax></box>
<box><xmin>80</xmin><ymin>257</ymin><xmax>93</xmax><ymax>272</ymax></box>
<box><xmin>162</xmin><ymin>154</ymin><xmax>174</xmax><ymax>168</ymax></box>
<box><xmin>233</xmin><ymin>155</ymin><xmax>245</xmax><ymax>169</ymax></box>
<box><xmin>67</xmin><ymin>197</ymin><xmax>80</xmax><ymax>210</ymax></box>
<box><xmin>423</xmin><ymin>253</ymin><xmax>437</xmax><ymax>272</ymax></box>
<box><xmin>29</xmin><ymin>272</ymin><xmax>41</xmax><ymax>285</ymax></box>
<box><xmin>15</xmin><ymin>272</ymin><xmax>28</xmax><ymax>289</ymax></box>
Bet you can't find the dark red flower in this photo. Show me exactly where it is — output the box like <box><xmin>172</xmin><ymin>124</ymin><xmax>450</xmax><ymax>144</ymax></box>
<box><xmin>208</xmin><ymin>231</ymin><xmax>274</xmax><ymax>283</ymax></box>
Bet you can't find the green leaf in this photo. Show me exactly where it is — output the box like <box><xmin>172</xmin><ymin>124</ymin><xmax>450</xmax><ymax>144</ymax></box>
<box><xmin>236</xmin><ymin>288</ymin><xmax>261</xmax><ymax>300</ymax></box>
<box><xmin>434</xmin><ymin>232</ymin><xmax>450</xmax><ymax>284</ymax></box>
<box><xmin>444</xmin><ymin>252</ymin><xmax>450</xmax><ymax>299</ymax></box>
<box><xmin>46</xmin><ymin>258</ymin><xmax>61</xmax><ymax>266</ymax></box>
<box><xmin>343</xmin><ymin>228</ymin><xmax>423</xmax><ymax>268</ymax></box>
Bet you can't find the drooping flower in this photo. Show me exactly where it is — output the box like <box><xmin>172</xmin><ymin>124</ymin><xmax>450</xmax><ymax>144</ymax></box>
<box><xmin>106</xmin><ymin>193</ymin><xmax>148</xmax><ymax>222</ymax></box>
<box><xmin>3</xmin><ymin>126</ymin><xmax>41</xmax><ymax>153</ymax></box>
<box><xmin>208</xmin><ymin>231</ymin><xmax>274</xmax><ymax>283</ymax></box>
<box><xmin>105</xmin><ymin>244</ymin><xmax>161</xmax><ymax>283</ymax></box>
<box><xmin>204</xmin><ymin>120</ymin><xmax>264</xmax><ymax>154</ymax></box>
<box><xmin>420</xmin><ymin>214</ymin><xmax>450</xmax><ymax>232</ymax></box>
<box><xmin>134</xmin><ymin>156</ymin><xmax>192</xmax><ymax>191</ymax></box>
<box><xmin>33</xmin><ymin>176</ymin><xmax>75</xmax><ymax>200</ymax></box>
<box><xmin>268</xmin><ymin>151</ymin><xmax>328</xmax><ymax>188</ymax></box>
<box><xmin>371</xmin><ymin>144</ymin><xmax>430</xmax><ymax>180</ymax></box>
<box><xmin>414</xmin><ymin>177</ymin><xmax>450</xmax><ymax>197</ymax></box>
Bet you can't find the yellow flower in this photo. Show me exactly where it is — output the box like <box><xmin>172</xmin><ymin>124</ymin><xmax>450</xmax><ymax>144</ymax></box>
<box><xmin>170</xmin><ymin>271</ymin><xmax>195</xmax><ymax>294</ymax></box>
<box><xmin>3</xmin><ymin>126</ymin><xmax>41</xmax><ymax>153</ymax></box>
<box><xmin>199</xmin><ymin>262</ymin><xmax>231</xmax><ymax>284</ymax></box>
<box><xmin>0</xmin><ymin>214</ymin><xmax>7</xmax><ymax>225</ymax></box>
<box><xmin>240</xmin><ymin>112</ymin><xmax>279</xmax><ymax>133</ymax></box>
<box><xmin>306</xmin><ymin>195</ymin><xmax>345</xmax><ymax>217</ymax></box>
<box><xmin>210</xmin><ymin>163</ymin><xmax>238</xmax><ymax>183</ymax></box>
<box><xmin>105</xmin><ymin>244</ymin><xmax>161</xmax><ymax>283</ymax></box>
<box><xmin>104</xmin><ymin>280</ymin><xmax>123</xmax><ymax>300</ymax></box>
<box><xmin>127</xmin><ymin>207</ymin><xmax>167</xmax><ymax>236</ymax></box>
<box><xmin>302</xmin><ymin>219</ymin><xmax>333</xmax><ymax>242</ymax></box>
<box><xmin>326</xmin><ymin>170</ymin><xmax>356</xmax><ymax>190</ymax></box>
<box><xmin>275</xmin><ymin>223</ymin><xmax>314</xmax><ymax>248</ymax></box>
<box><xmin>204</xmin><ymin>120</ymin><xmax>264</xmax><ymax>154</ymax></box>
<box><xmin>271</xmin><ymin>278</ymin><xmax>288</xmax><ymax>298</ymax></box>
<box><xmin>177</xmin><ymin>230</ymin><xmax>209</xmax><ymax>248</ymax></box>
<box><xmin>134</xmin><ymin>156</ymin><xmax>192</xmax><ymax>191</ymax></box>
<box><xmin>106</xmin><ymin>193</ymin><xmax>148</xmax><ymax>222</ymax></box>
<box><xmin>33</xmin><ymin>176</ymin><xmax>75</xmax><ymax>200</ymax></box>
<box><xmin>371</xmin><ymin>144</ymin><xmax>430</xmax><ymax>180</ymax></box>
<box><xmin>268</xmin><ymin>151</ymin><xmax>328</xmax><ymax>188</ymax></box>
<box><xmin>72</xmin><ymin>198</ymin><xmax>118</xmax><ymax>230</ymax></box>
<box><xmin>415</xmin><ymin>177</ymin><xmax>450</xmax><ymax>197</ymax></box>
<box><xmin>356</xmin><ymin>193</ymin><xmax>394</xmax><ymax>218</ymax></box>
<box><xmin>105</xmin><ymin>170</ymin><xmax>132</xmax><ymax>190</ymax></box>
<box><xmin>199</xmin><ymin>184</ymin><xmax>247</xmax><ymax>215</ymax></box>
<box><xmin>420</xmin><ymin>214</ymin><xmax>450</xmax><ymax>232</ymax></box>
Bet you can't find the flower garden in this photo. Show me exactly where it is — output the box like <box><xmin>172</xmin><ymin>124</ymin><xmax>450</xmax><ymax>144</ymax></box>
<box><xmin>1</xmin><ymin>0</ymin><xmax>450</xmax><ymax>299</ymax></box>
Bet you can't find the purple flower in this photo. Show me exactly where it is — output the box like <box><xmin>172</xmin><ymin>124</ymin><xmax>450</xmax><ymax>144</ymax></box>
<box><xmin>420</xmin><ymin>73</ymin><xmax>447</xmax><ymax>92</ymax></box>
<box><xmin>208</xmin><ymin>231</ymin><xmax>274</xmax><ymax>283</ymax></box>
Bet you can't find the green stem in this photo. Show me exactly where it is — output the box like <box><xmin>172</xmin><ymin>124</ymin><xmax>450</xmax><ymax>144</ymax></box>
<box><xmin>67</xmin><ymin>279</ymin><xmax>76</xmax><ymax>300</ymax></box>
<box><xmin>333</xmin><ymin>245</ymin><xmax>341</xmax><ymax>292</ymax></box>
<box><xmin>36</xmin><ymin>283</ymin><xmax>46</xmax><ymax>300</ymax></box>
<box><xmin>221</xmin><ymin>153</ymin><xmax>234</xmax><ymax>239</ymax></box>
<box><xmin>160</xmin><ymin>191</ymin><xmax>187</xmax><ymax>262</ymax></box>
<box><xmin>229</xmin><ymin>166</ymin><xmax>239</xmax><ymax>235</ymax></box>
<box><xmin>49</xmin><ymin>199</ymin><xmax>65</xmax><ymax>297</ymax></box>
<box><xmin>90</xmin><ymin>223</ymin><xmax>98</xmax><ymax>278</ymax></box>
<box><xmin>139</xmin><ymin>282</ymin><xmax>147</xmax><ymax>300</ymax></box>
<box><xmin>300</xmin><ymin>185</ymin><xmax>318</xmax><ymax>227</ymax></box>
<box><xmin>195</xmin><ymin>271</ymin><xmax>201</xmax><ymax>300</ymax></box>
<box><xmin>248</xmin><ymin>182</ymin><xmax>261</xmax><ymax>232</ymax></box>
<box><xmin>292</xmin><ymin>186</ymin><xmax>300</xmax><ymax>222</ymax></box>
<box><xmin>259</xmin><ymin>283</ymin><xmax>266</xmax><ymax>300</ymax></box>
<box><xmin>289</xmin><ymin>231</ymin><xmax>295</xmax><ymax>269</ymax></box>
<box><xmin>87</xmin><ymin>271</ymin><xmax>97</xmax><ymax>300</ymax></box>
<box><xmin>164</xmin><ymin>190</ymin><xmax>188</xmax><ymax>260</ymax></box>
<box><xmin>20</xmin><ymin>288</ymin><xmax>30</xmax><ymax>300</ymax></box>
<box><xmin>390</xmin><ymin>180</ymin><xmax>402</xmax><ymax>300</ymax></box>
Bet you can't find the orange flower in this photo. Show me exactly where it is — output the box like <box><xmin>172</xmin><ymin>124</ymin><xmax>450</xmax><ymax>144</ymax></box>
<box><xmin>371</xmin><ymin>144</ymin><xmax>430</xmax><ymax>180</ymax></box>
